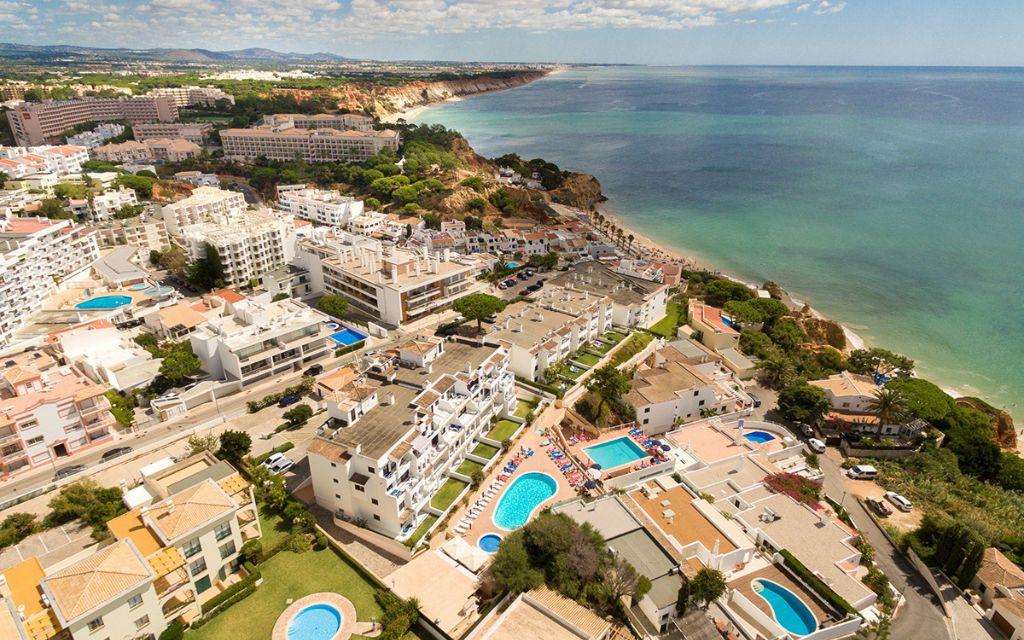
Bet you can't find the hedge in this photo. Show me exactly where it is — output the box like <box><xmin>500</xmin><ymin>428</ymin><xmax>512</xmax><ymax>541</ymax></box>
<box><xmin>192</xmin><ymin>584</ymin><xmax>256</xmax><ymax>627</ymax></box>
<box><xmin>779</xmin><ymin>549</ymin><xmax>858</xmax><ymax>617</ymax></box>
<box><xmin>334</xmin><ymin>340</ymin><xmax>365</xmax><ymax>358</ymax></box>
<box><xmin>252</xmin><ymin>441</ymin><xmax>295</xmax><ymax>465</ymax></box>
<box><xmin>200</xmin><ymin>565</ymin><xmax>262</xmax><ymax>615</ymax></box>
<box><xmin>247</xmin><ymin>378</ymin><xmax>314</xmax><ymax>413</ymax></box>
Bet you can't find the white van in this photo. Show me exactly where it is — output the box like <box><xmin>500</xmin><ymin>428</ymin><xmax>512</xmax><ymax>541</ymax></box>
<box><xmin>808</xmin><ymin>438</ymin><xmax>826</xmax><ymax>454</ymax></box>
<box><xmin>846</xmin><ymin>464</ymin><xmax>878</xmax><ymax>480</ymax></box>
<box><xmin>885</xmin><ymin>491</ymin><xmax>913</xmax><ymax>512</ymax></box>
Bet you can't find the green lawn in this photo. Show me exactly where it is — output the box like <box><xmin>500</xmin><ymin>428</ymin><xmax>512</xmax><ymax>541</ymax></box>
<box><xmin>488</xmin><ymin>419</ymin><xmax>521</xmax><ymax>441</ymax></box>
<box><xmin>405</xmin><ymin>514</ymin><xmax>438</xmax><ymax>548</ymax></box>
<box><xmin>430</xmin><ymin>478</ymin><xmax>468</xmax><ymax>511</ymax></box>
<box><xmin>186</xmin><ymin>549</ymin><xmax>383</xmax><ymax>640</ymax></box>
<box><xmin>591</xmin><ymin>340</ymin><xmax>615</xmax><ymax>354</ymax></box>
<box><xmin>602</xmin><ymin>331</ymin><xmax>627</xmax><ymax>344</ymax></box>
<box><xmin>649</xmin><ymin>301</ymin><xmax>684</xmax><ymax>338</ymax></box>
<box><xmin>471</xmin><ymin>443</ymin><xmax>499</xmax><ymax>459</ymax></box>
<box><xmin>610</xmin><ymin>332</ymin><xmax>655</xmax><ymax>367</ymax></box>
<box><xmin>514</xmin><ymin>400</ymin><xmax>537</xmax><ymax>419</ymax></box>
<box><xmin>258</xmin><ymin>510</ymin><xmax>290</xmax><ymax>550</ymax></box>
<box><xmin>574</xmin><ymin>352</ymin><xmax>602</xmax><ymax>368</ymax></box>
<box><xmin>456</xmin><ymin>459</ymin><xmax>484</xmax><ymax>476</ymax></box>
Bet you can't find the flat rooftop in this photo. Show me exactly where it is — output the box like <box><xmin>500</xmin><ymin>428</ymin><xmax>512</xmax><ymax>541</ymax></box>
<box><xmin>326</xmin><ymin>382</ymin><xmax>419</xmax><ymax>459</ymax></box>
<box><xmin>606</xmin><ymin>528</ymin><xmax>676</xmax><ymax>580</ymax></box>
<box><xmin>669</xmin><ymin>422</ymin><xmax>753</xmax><ymax>464</ymax></box>
<box><xmin>629</xmin><ymin>486</ymin><xmax>737</xmax><ymax>554</ymax></box>
<box><xmin>684</xmin><ymin>454</ymin><xmax>779</xmax><ymax>498</ymax></box>
<box><xmin>487</xmin><ymin>303</ymin><xmax>578</xmax><ymax>352</ymax></box>
<box><xmin>394</xmin><ymin>340</ymin><xmax>497</xmax><ymax>387</ymax></box>
<box><xmin>553</xmin><ymin>496</ymin><xmax>642</xmax><ymax>540</ymax></box>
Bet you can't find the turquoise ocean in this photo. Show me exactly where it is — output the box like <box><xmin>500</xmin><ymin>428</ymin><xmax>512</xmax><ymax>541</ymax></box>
<box><xmin>412</xmin><ymin>66</ymin><xmax>1024</xmax><ymax>417</ymax></box>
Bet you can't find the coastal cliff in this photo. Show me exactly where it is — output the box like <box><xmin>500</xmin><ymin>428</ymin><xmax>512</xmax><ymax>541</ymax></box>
<box><xmin>328</xmin><ymin>71</ymin><xmax>551</xmax><ymax>117</ymax></box>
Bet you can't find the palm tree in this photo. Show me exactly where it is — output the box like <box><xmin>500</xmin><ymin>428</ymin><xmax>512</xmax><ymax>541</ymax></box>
<box><xmin>869</xmin><ymin>387</ymin><xmax>910</xmax><ymax>435</ymax></box>
<box><xmin>756</xmin><ymin>354</ymin><xmax>796</xmax><ymax>390</ymax></box>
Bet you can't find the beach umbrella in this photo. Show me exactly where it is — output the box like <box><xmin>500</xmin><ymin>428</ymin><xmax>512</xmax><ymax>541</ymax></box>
<box><xmin>660</xmin><ymin>444</ymin><xmax>671</xmax><ymax>452</ymax></box>
<box><xmin>588</xmin><ymin>468</ymin><xmax>603</xmax><ymax>479</ymax></box>
<box><xmin>584</xmin><ymin>480</ymin><xmax>597</xmax><ymax>489</ymax></box>
<box><xmin>590</xmin><ymin>463</ymin><xmax>602</xmax><ymax>470</ymax></box>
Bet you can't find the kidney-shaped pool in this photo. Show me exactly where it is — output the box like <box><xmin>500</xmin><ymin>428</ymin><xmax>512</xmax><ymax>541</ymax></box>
<box><xmin>492</xmin><ymin>472</ymin><xmax>557</xmax><ymax>530</ymax></box>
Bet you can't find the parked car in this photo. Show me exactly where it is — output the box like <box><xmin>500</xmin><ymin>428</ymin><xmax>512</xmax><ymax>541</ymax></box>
<box><xmin>748</xmin><ymin>392</ymin><xmax>762</xmax><ymax>408</ymax></box>
<box><xmin>304</xmin><ymin>364</ymin><xmax>324</xmax><ymax>377</ymax></box>
<box><xmin>482</xmin><ymin>314</ymin><xmax>498</xmax><ymax>324</ymax></box>
<box><xmin>846</xmin><ymin>464</ymin><xmax>878</xmax><ymax>480</ymax></box>
<box><xmin>100</xmin><ymin>446</ymin><xmax>133</xmax><ymax>463</ymax></box>
<box><xmin>885</xmin><ymin>491</ymin><xmax>913</xmax><ymax>512</ymax></box>
<box><xmin>498</xmin><ymin>281</ymin><xmax>510</xmax><ymax>290</ymax></box>
<box><xmin>841</xmin><ymin>431</ymin><xmax>863</xmax><ymax>443</ymax></box>
<box><xmin>798</xmin><ymin>422</ymin><xmax>815</xmax><ymax>437</ymax></box>
<box><xmin>866</xmin><ymin>497</ymin><xmax>893</xmax><ymax>517</ymax></box>
<box><xmin>278</xmin><ymin>394</ymin><xmax>301</xmax><ymax>408</ymax></box>
<box><xmin>262</xmin><ymin>453</ymin><xmax>294</xmax><ymax>475</ymax></box>
<box><xmin>54</xmin><ymin>464</ymin><xmax>86</xmax><ymax>481</ymax></box>
<box><xmin>807</xmin><ymin>438</ymin><xmax>826</xmax><ymax>454</ymax></box>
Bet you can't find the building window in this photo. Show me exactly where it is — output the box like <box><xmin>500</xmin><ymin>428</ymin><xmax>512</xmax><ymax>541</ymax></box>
<box><xmin>25</xmin><ymin>436</ymin><xmax>44</xmax><ymax>446</ymax></box>
<box><xmin>219</xmin><ymin>541</ymin><xmax>236</xmax><ymax>559</ymax></box>
<box><xmin>371</xmin><ymin>498</ymin><xmax>379</xmax><ymax>505</ymax></box>
<box><xmin>189</xmin><ymin>558</ymin><xmax>207</xmax><ymax>577</ymax></box>
<box><xmin>335</xmin><ymin>493</ymin><xmax>341</xmax><ymax>499</ymax></box>
<box><xmin>354</xmin><ymin>485</ymin><xmax>364</xmax><ymax>493</ymax></box>
<box><xmin>134</xmin><ymin>615</ymin><xmax>150</xmax><ymax>630</ymax></box>
<box><xmin>181</xmin><ymin>537</ymin><xmax>201</xmax><ymax>558</ymax></box>
<box><xmin>693</xmin><ymin>390</ymin><xmax>699</xmax><ymax>397</ymax></box>
<box><xmin>127</xmin><ymin>593</ymin><xmax>143</xmax><ymax>609</ymax></box>
<box><xmin>644</xmin><ymin>407</ymin><xmax>650</xmax><ymax>413</ymax></box>
<box><xmin>214</xmin><ymin>522</ymin><xmax>231</xmax><ymax>541</ymax></box>
<box><xmin>373</xmin><ymin>514</ymin><xmax>380</xmax><ymax>521</ymax></box>
<box><xmin>87</xmin><ymin>617</ymin><xmax>104</xmax><ymax>631</ymax></box>
<box><xmin>698</xmin><ymin>400</ymin><xmax>705</xmax><ymax>406</ymax></box>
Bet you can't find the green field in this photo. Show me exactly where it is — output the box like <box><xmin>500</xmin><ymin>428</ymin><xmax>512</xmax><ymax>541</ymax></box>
<box><xmin>610</xmin><ymin>332</ymin><xmax>654</xmax><ymax>367</ymax></box>
<box><xmin>471</xmin><ymin>443</ymin><xmax>500</xmax><ymax>459</ymax></box>
<box><xmin>574</xmin><ymin>352</ymin><xmax>602</xmax><ymax>367</ymax></box>
<box><xmin>405</xmin><ymin>514</ymin><xmax>438</xmax><ymax>548</ymax></box>
<box><xmin>514</xmin><ymin>399</ymin><xmax>537</xmax><ymax>419</ymax></box>
<box><xmin>430</xmin><ymin>478</ymin><xmax>469</xmax><ymax>511</ymax></box>
<box><xmin>456</xmin><ymin>459</ymin><xmax>484</xmax><ymax>476</ymax></box>
<box><xmin>488</xmin><ymin>419</ymin><xmax>521</xmax><ymax>441</ymax></box>
<box><xmin>649</xmin><ymin>301</ymin><xmax>684</xmax><ymax>338</ymax></box>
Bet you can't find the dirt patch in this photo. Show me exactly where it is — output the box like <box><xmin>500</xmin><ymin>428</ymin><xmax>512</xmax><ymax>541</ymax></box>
<box><xmin>844</xmin><ymin>477</ymin><xmax>922</xmax><ymax>533</ymax></box>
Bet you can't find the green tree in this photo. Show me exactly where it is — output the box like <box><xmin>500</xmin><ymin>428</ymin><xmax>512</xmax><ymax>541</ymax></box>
<box><xmin>217</xmin><ymin>430</ymin><xmax>252</xmax><ymax>466</ymax></box>
<box><xmin>186</xmin><ymin>243</ymin><xmax>225</xmax><ymax>291</ymax></box>
<box><xmin>585</xmin><ymin>365</ymin><xmax>631</xmax><ymax>419</ymax></box>
<box><xmin>37</xmin><ymin>198</ymin><xmax>74</xmax><ymax>219</ymax></box>
<box><xmin>767</xmin><ymin>317</ymin><xmax>806</xmax><ymax>352</ymax></box>
<box><xmin>488</xmin><ymin>188</ymin><xmax>516</xmax><ymax>213</ymax></box>
<box><xmin>114</xmin><ymin>174</ymin><xmax>156</xmax><ymax>198</ymax></box>
<box><xmin>104</xmin><ymin>390</ymin><xmax>136</xmax><ymax>428</ymax></box>
<box><xmin>886</xmin><ymin>377</ymin><xmax>956</xmax><ymax>426</ymax></box>
<box><xmin>847</xmin><ymin>348</ymin><xmax>915</xmax><ymax>378</ymax></box>
<box><xmin>392</xmin><ymin>184</ymin><xmax>419</xmax><ymax>204</ymax></box>
<box><xmin>777</xmin><ymin>383</ymin><xmax>832</xmax><ymax>425</ymax></box>
<box><xmin>704</xmin><ymin>279</ymin><xmax>753</xmax><ymax>307</ymax></box>
<box><xmin>46</xmin><ymin>481</ymin><xmax>126</xmax><ymax>540</ymax></box>
<box><xmin>453</xmin><ymin>293</ymin><xmax>505</xmax><ymax>332</ymax></box>
<box><xmin>689</xmin><ymin>568</ymin><xmax>726</xmax><ymax>610</ymax></box>
<box><xmin>738</xmin><ymin>330</ymin><xmax>775</xmax><ymax>358</ymax></box>
<box><xmin>490</xmin><ymin>533</ymin><xmax>544</xmax><ymax>593</ymax></box>
<box><xmin>283</xmin><ymin>404</ymin><xmax>313</xmax><ymax>426</ymax></box>
<box><xmin>998</xmin><ymin>453</ymin><xmax>1024</xmax><ymax>492</ymax></box>
<box><xmin>186</xmin><ymin>434</ymin><xmax>218</xmax><ymax>457</ymax></box>
<box><xmin>868</xmin><ymin>387</ymin><xmax>910</xmax><ymax>432</ymax></box>
<box><xmin>527</xmin><ymin>251</ymin><xmax>558</xmax><ymax>270</ymax></box>
<box><xmin>460</xmin><ymin>175</ymin><xmax>484</xmax><ymax>191</ymax></box>
<box><xmin>421</xmin><ymin>213</ymin><xmax>441</xmax><ymax>230</ymax></box>
<box><xmin>466</xmin><ymin>196</ymin><xmax>487</xmax><ymax>212</ymax></box>
<box><xmin>159</xmin><ymin>349</ymin><xmax>200</xmax><ymax>386</ymax></box>
<box><xmin>756</xmin><ymin>353</ymin><xmax>797</xmax><ymax>389</ymax></box>
<box><xmin>316</xmin><ymin>295</ymin><xmax>349</xmax><ymax>319</ymax></box>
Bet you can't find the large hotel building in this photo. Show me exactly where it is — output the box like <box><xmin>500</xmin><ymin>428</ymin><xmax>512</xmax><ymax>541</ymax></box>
<box><xmin>6</xmin><ymin>96</ymin><xmax>179</xmax><ymax>146</ymax></box>
<box><xmin>220</xmin><ymin>127</ymin><xmax>400</xmax><ymax>163</ymax></box>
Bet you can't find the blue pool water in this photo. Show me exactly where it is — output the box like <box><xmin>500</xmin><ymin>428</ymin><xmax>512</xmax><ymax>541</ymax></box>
<box><xmin>329</xmin><ymin>327</ymin><xmax>367</xmax><ymax>347</ymax></box>
<box><xmin>584</xmin><ymin>437</ymin><xmax>648</xmax><ymax>469</ymax></box>
<box><xmin>493</xmin><ymin>472</ymin><xmax>557</xmax><ymax>530</ymax></box>
<box><xmin>287</xmin><ymin>603</ymin><xmax>342</xmax><ymax>640</ymax></box>
<box><xmin>752</xmin><ymin>579</ymin><xmax>817</xmax><ymax>636</ymax></box>
<box><xmin>504</xmin><ymin>261</ymin><xmax>521</xmax><ymax>268</ymax></box>
<box><xmin>744</xmin><ymin>430</ymin><xmax>777</xmax><ymax>444</ymax></box>
<box><xmin>478</xmin><ymin>533</ymin><xmax>502</xmax><ymax>553</ymax></box>
<box><xmin>129</xmin><ymin>283</ymin><xmax>147</xmax><ymax>290</ymax></box>
<box><xmin>75</xmin><ymin>295</ymin><xmax>132</xmax><ymax>310</ymax></box>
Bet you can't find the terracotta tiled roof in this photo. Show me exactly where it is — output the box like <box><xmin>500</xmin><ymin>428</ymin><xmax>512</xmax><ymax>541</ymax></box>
<box><xmin>978</xmin><ymin>548</ymin><xmax>1024</xmax><ymax>589</ymax></box>
<box><xmin>145</xmin><ymin>479</ymin><xmax>235</xmax><ymax>542</ymax></box>
<box><xmin>43</xmin><ymin>540</ymin><xmax>151</xmax><ymax>623</ymax></box>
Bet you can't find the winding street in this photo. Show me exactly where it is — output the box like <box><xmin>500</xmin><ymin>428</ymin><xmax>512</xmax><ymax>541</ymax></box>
<box><xmin>817</xmin><ymin>452</ymin><xmax>953</xmax><ymax>640</ymax></box>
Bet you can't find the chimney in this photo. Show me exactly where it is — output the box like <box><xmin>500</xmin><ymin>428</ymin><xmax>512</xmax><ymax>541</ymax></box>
<box><xmin>390</xmin><ymin>264</ymin><xmax>399</xmax><ymax>282</ymax></box>
<box><xmin>165</xmin><ymin>498</ymin><xmax>174</xmax><ymax>514</ymax></box>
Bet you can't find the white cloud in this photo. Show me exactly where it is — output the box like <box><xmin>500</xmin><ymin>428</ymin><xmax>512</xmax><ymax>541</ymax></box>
<box><xmin>18</xmin><ymin>0</ymin><xmax>847</xmax><ymax>48</ymax></box>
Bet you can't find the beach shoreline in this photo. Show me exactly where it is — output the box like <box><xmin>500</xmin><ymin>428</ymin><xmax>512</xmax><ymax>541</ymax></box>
<box><xmin>404</xmin><ymin>91</ymin><xmax>980</xmax><ymax>402</ymax></box>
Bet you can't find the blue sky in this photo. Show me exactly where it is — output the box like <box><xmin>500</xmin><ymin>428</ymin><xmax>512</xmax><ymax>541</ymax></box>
<box><xmin>2</xmin><ymin>0</ymin><xmax>1021</xmax><ymax>66</ymax></box>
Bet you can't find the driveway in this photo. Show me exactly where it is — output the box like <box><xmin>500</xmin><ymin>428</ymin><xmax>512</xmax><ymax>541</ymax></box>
<box><xmin>818</xmin><ymin>452</ymin><xmax>953</xmax><ymax>640</ymax></box>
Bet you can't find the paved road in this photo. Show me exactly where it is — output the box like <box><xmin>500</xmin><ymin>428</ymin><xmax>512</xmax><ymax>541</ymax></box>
<box><xmin>818</xmin><ymin>453</ymin><xmax>952</xmax><ymax>640</ymax></box>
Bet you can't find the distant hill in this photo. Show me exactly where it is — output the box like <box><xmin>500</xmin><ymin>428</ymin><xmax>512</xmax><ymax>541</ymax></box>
<box><xmin>0</xmin><ymin>42</ymin><xmax>353</xmax><ymax>63</ymax></box>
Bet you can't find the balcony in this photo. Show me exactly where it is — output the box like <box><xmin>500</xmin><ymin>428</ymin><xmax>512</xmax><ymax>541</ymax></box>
<box><xmin>161</xmin><ymin>589</ymin><xmax>196</xmax><ymax>617</ymax></box>
<box><xmin>155</xmin><ymin>567</ymin><xmax>190</xmax><ymax>597</ymax></box>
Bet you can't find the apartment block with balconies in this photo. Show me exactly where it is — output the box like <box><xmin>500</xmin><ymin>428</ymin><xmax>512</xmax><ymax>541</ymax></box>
<box><xmin>180</xmin><ymin>212</ymin><xmax>292</xmax><ymax>287</ymax></box>
<box><xmin>275</xmin><ymin>184</ymin><xmax>364</xmax><ymax>226</ymax></box>
<box><xmin>159</xmin><ymin>186</ymin><xmax>247</xmax><ymax>237</ymax></box>
<box><xmin>189</xmin><ymin>298</ymin><xmax>332</xmax><ymax>387</ymax></box>
<box><xmin>308</xmin><ymin>337</ymin><xmax>515</xmax><ymax>539</ymax></box>
<box><xmin>6</xmin><ymin>95</ymin><xmax>178</xmax><ymax>146</ymax></box>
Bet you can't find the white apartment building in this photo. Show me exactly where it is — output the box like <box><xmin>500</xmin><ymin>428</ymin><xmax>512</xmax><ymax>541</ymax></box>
<box><xmin>276</xmin><ymin>184</ymin><xmax>364</xmax><ymax>226</ymax></box>
<box><xmin>68</xmin><ymin>186</ymin><xmax>138</xmax><ymax>220</ymax></box>
<box><xmin>0</xmin><ymin>144</ymin><xmax>89</xmax><ymax>178</ymax></box>
<box><xmin>308</xmin><ymin>337</ymin><xmax>515</xmax><ymax>538</ymax></box>
<box><xmin>147</xmin><ymin>85</ymin><xmax>235</xmax><ymax>108</ymax></box>
<box><xmin>0</xmin><ymin>453</ymin><xmax>261</xmax><ymax>640</ymax></box>
<box><xmin>94</xmin><ymin>138</ymin><xmax>200</xmax><ymax>163</ymax></box>
<box><xmin>0</xmin><ymin>349</ymin><xmax>116</xmax><ymax>477</ymax></box>
<box><xmin>625</xmin><ymin>340</ymin><xmax>750</xmax><ymax>433</ymax></box>
<box><xmin>549</xmin><ymin>260</ymin><xmax>669</xmax><ymax>330</ymax></box>
<box><xmin>348</xmin><ymin>210</ymin><xmax>386</xmax><ymax>236</ymax></box>
<box><xmin>221</xmin><ymin>126</ymin><xmax>400</xmax><ymax>164</ymax></box>
<box><xmin>293</xmin><ymin>228</ymin><xmax>482</xmax><ymax>326</ymax></box>
<box><xmin>159</xmin><ymin>186</ymin><xmax>246</xmax><ymax>236</ymax></box>
<box><xmin>134</xmin><ymin>122</ymin><xmax>213</xmax><ymax>145</ymax></box>
<box><xmin>54</xmin><ymin>323</ymin><xmax>162</xmax><ymax>391</ymax></box>
<box><xmin>173</xmin><ymin>171</ymin><xmax>219</xmax><ymax>187</ymax></box>
<box><xmin>95</xmin><ymin>216</ymin><xmax>169</xmax><ymax>252</ymax></box>
<box><xmin>0</xmin><ymin>188</ymin><xmax>42</xmax><ymax>215</ymax></box>
<box><xmin>484</xmin><ymin>288</ymin><xmax>614</xmax><ymax>382</ymax></box>
<box><xmin>65</xmin><ymin>122</ymin><xmax>126</xmax><ymax>149</ymax></box>
<box><xmin>180</xmin><ymin>212</ymin><xmax>292</xmax><ymax>287</ymax></box>
<box><xmin>189</xmin><ymin>298</ymin><xmax>332</xmax><ymax>387</ymax></box>
<box><xmin>687</xmin><ymin>298</ymin><xmax>741</xmax><ymax>352</ymax></box>
<box><xmin>262</xmin><ymin>113</ymin><xmax>374</xmax><ymax>131</ymax></box>
<box><xmin>0</xmin><ymin>216</ymin><xmax>99</xmax><ymax>348</ymax></box>
<box><xmin>809</xmin><ymin>371</ymin><xmax>881</xmax><ymax>415</ymax></box>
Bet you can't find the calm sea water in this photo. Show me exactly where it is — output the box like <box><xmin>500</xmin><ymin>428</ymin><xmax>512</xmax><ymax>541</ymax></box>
<box><xmin>412</xmin><ymin>66</ymin><xmax>1024</xmax><ymax>417</ymax></box>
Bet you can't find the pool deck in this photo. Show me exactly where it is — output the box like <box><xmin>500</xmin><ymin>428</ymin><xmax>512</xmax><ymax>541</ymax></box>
<box><xmin>270</xmin><ymin>592</ymin><xmax>357</xmax><ymax>640</ymax></box>
<box><xmin>728</xmin><ymin>565</ymin><xmax>831</xmax><ymax>628</ymax></box>
<box><xmin>432</xmin><ymin>404</ymin><xmax>577</xmax><ymax>549</ymax></box>
<box><xmin>565</xmin><ymin>425</ymin><xmax>666</xmax><ymax>479</ymax></box>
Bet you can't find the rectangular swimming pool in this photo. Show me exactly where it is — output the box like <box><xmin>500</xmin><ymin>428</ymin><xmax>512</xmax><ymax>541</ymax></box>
<box><xmin>584</xmin><ymin>436</ymin><xmax>649</xmax><ymax>469</ymax></box>
<box><xmin>329</xmin><ymin>327</ymin><xmax>368</xmax><ymax>347</ymax></box>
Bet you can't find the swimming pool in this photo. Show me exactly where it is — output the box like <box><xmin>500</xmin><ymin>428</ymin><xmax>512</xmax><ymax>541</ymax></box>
<box><xmin>287</xmin><ymin>603</ymin><xmax>342</xmax><ymax>640</ymax></box>
<box><xmin>75</xmin><ymin>295</ymin><xmax>132</xmax><ymax>310</ymax></box>
<box><xmin>505</xmin><ymin>261</ymin><xmax>521</xmax><ymax>268</ymax></box>
<box><xmin>752</xmin><ymin>578</ymin><xmax>817</xmax><ymax>636</ymax></box>
<box><xmin>584</xmin><ymin>437</ymin><xmax>649</xmax><ymax>469</ymax></box>
<box><xmin>478</xmin><ymin>533</ymin><xmax>502</xmax><ymax>553</ymax></box>
<box><xmin>329</xmin><ymin>327</ymin><xmax>367</xmax><ymax>347</ymax></box>
<box><xmin>493</xmin><ymin>472</ymin><xmax>557</xmax><ymax>530</ymax></box>
<box><xmin>129</xmin><ymin>283</ymin><xmax>148</xmax><ymax>290</ymax></box>
<box><xmin>744</xmin><ymin>430</ymin><xmax>777</xmax><ymax>444</ymax></box>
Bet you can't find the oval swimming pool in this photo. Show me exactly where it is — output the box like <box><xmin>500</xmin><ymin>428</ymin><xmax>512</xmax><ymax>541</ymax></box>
<box><xmin>478</xmin><ymin>533</ymin><xmax>502</xmax><ymax>553</ymax></box>
<box><xmin>75</xmin><ymin>295</ymin><xmax>132</xmax><ymax>310</ymax></box>
<box><xmin>287</xmin><ymin>603</ymin><xmax>342</xmax><ymax>640</ymax></box>
<box><xmin>493</xmin><ymin>472</ymin><xmax>557</xmax><ymax>530</ymax></box>
<box><xmin>751</xmin><ymin>578</ymin><xmax>817</xmax><ymax>636</ymax></box>
<box><xmin>744</xmin><ymin>430</ymin><xmax>777</xmax><ymax>444</ymax></box>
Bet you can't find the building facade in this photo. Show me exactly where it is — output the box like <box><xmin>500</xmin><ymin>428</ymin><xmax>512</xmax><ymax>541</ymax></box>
<box><xmin>159</xmin><ymin>186</ymin><xmax>246</xmax><ymax>237</ymax></box>
<box><xmin>276</xmin><ymin>185</ymin><xmax>364</xmax><ymax>226</ymax></box>
<box><xmin>95</xmin><ymin>216</ymin><xmax>170</xmax><ymax>252</ymax></box>
<box><xmin>6</xmin><ymin>96</ymin><xmax>179</xmax><ymax>146</ymax></box>
<box><xmin>221</xmin><ymin>127</ymin><xmax>400</xmax><ymax>164</ymax></box>
<box><xmin>133</xmin><ymin>122</ymin><xmax>213</xmax><ymax>145</ymax></box>
<box><xmin>180</xmin><ymin>213</ymin><xmax>292</xmax><ymax>287</ymax></box>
